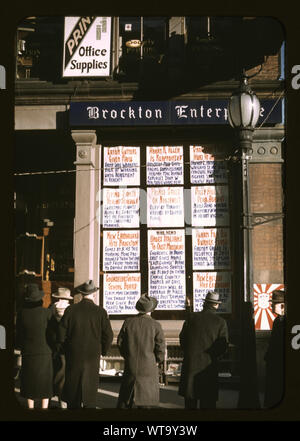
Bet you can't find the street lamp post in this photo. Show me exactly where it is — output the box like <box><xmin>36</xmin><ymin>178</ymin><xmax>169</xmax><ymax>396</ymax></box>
<box><xmin>228</xmin><ymin>74</ymin><xmax>260</xmax><ymax>303</ymax></box>
<box><xmin>228</xmin><ymin>73</ymin><xmax>261</xmax><ymax>408</ymax></box>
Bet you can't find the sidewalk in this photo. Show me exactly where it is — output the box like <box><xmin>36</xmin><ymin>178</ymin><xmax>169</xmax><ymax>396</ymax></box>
<box><xmin>15</xmin><ymin>376</ymin><xmax>258</xmax><ymax>410</ymax></box>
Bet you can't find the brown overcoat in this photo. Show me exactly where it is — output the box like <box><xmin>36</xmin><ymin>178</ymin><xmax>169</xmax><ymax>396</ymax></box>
<box><xmin>117</xmin><ymin>314</ymin><xmax>165</xmax><ymax>408</ymax></box>
<box><xmin>179</xmin><ymin>305</ymin><xmax>229</xmax><ymax>401</ymax></box>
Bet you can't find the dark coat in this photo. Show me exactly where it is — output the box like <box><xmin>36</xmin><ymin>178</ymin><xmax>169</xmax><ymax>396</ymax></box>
<box><xmin>117</xmin><ymin>314</ymin><xmax>165</xmax><ymax>408</ymax></box>
<box><xmin>16</xmin><ymin>301</ymin><xmax>54</xmax><ymax>399</ymax></box>
<box><xmin>264</xmin><ymin>315</ymin><xmax>285</xmax><ymax>408</ymax></box>
<box><xmin>46</xmin><ymin>307</ymin><xmax>67</xmax><ymax>399</ymax></box>
<box><xmin>58</xmin><ymin>298</ymin><xmax>113</xmax><ymax>407</ymax></box>
<box><xmin>178</xmin><ymin>305</ymin><xmax>229</xmax><ymax>401</ymax></box>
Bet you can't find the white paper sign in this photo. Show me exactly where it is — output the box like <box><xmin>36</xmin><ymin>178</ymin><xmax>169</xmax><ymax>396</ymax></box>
<box><xmin>103</xmin><ymin>230</ymin><xmax>140</xmax><ymax>271</ymax></box>
<box><xmin>193</xmin><ymin>271</ymin><xmax>232</xmax><ymax>313</ymax></box>
<box><xmin>102</xmin><ymin>188</ymin><xmax>139</xmax><ymax>228</ymax></box>
<box><xmin>63</xmin><ymin>17</ymin><xmax>111</xmax><ymax>77</ymax></box>
<box><xmin>190</xmin><ymin>145</ymin><xmax>228</xmax><ymax>184</ymax></box>
<box><xmin>192</xmin><ymin>228</ymin><xmax>231</xmax><ymax>270</ymax></box>
<box><xmin>104</xmin><ymin>146</ymin><xmax>140</xmax><ymax>186</ymax></box>
<box><xmin>103</xmin><ymin>273</ymin><xmax>141</xmax><ymax>315</ymax></box>
<box><xmin>147</xmin><ymin>187</ymin><xmax>184</xmax><ymax>227</ymax></box>
<box><xmin>146</xmin><ymin>146</ymin><xmax>184</xmax><ymax>185</ymax></box>
<box><xmin>191</xmin><ymin>185</ymin><xmax>229</xmax><ymax>226</ymax></box>
<box><xmin>148</xmin><ymin>230</ymin><xmax>186</xmax><ymax>310</ymax></box>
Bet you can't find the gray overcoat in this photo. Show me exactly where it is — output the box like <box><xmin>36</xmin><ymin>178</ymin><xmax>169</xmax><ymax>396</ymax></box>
<box><xmin>178</xmin><ymin>305</ymin><xmax>229</xmax><ymax>401</ymax></box>
<box><xmin>117</xmin><ymin>314</ymin><xmax>165</xmax><ymax>408</ymax></box>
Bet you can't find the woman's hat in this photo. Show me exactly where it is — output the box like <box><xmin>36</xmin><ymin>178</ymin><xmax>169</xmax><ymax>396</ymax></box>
<box><xmin>272</xmin><ymin>290</ymin><xmax>285</xmax><ymax>304</ymax></box>
<box><xmin>204</xmin><ymin>291</ymin><xmax>222</xmax><ymax>304</ymax></box>
<box><xmin>52</xmin><ymin>287</ymin><xmax>72</xmax><ymax>300</ymax></box>
<box><xmin>75</xmin><ymin>280</ymin><xmax>98</xmax><ymax>296</ymax></box>
<box><xmin>24</xmin><ymin>283</ymin><xmax>44</xmax><ymax>302</ymax></box>
<box><xmin>135</xmin><ymin>293</ymin><xmax>158</xmax><ymax>313</ymax></box>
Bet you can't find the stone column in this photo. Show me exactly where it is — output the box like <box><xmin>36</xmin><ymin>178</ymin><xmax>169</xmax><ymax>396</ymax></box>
<box><xmin>72</xmin><ymin>130</ymin><xmax>100</xmax><ymax>304</ymax></box>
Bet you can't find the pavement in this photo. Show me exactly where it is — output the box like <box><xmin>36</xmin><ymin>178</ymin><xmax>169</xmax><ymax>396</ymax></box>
<box><xmin>14</xmin><ymin>375</ymin><xmax>263</xmax><ymax>410</ymax></box>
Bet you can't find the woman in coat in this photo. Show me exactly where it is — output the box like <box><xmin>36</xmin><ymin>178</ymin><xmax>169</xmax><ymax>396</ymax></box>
<box><xmin>117</xmin><ymin>294</ymin><xmax>165</xmax><ymax>409</ymax></box>
<box><xmin>47</xmin><ymin>287</ymin><xmax>73</xmax><ymax>409</ymax></box>
<box><xmin>16</xmin><ymin>283</ymin><xmax>54</xmax><ymax>409</ymax></box>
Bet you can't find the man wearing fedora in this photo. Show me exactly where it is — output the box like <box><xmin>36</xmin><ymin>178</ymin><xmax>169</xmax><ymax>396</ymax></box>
<box><xmin>58</xmin><ymin>280</ymin><xmax>113</xmax><ymax>409</ymax></box>
<box><xmin>117</xmin><ymin>294</ymin><xmax>165</xmax><ymax>409</ymax></box>
<box><xmin>178</xmin><ymin>291</ymin><xmax>229</xmax><ymax>409</ymax></box>
<box><xmin>47</xmin><ymin>287</ymin><xmax>73</xmax><ymax>409</ymax></box>
<box><xmin>264</xmin><ymin>289</ymin><xmax>286</xmax><ymax>408</ymax></box>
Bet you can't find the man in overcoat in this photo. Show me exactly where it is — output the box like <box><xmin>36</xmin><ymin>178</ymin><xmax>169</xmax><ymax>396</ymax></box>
<box><xmin>264</xmin><ymin>289</ymin><xmax>285</xmax><ymax>408</ymax></box>
<box><xmin>117</xmin><ymin>294</ymin><xmax>165</xmax><ymax>408</ymax></box>
<box><xmin>178</xmin><ymin>291</ymin><xmax>229</xmax><ymax>409</ymax></box>
<box><xmin>58</xmin><ymin>280</ymin><xmax>113</xmax><ymax>409</ymax></box>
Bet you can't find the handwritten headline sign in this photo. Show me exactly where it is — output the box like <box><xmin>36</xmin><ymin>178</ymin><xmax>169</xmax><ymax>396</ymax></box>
<box><xmin>103</xmin><ymin>230</ymin><xmax>140</xmax><ymax>271</ymax></box>
<box><xmin>147</xmin><ymin>187</ymin><xmax>184</xmax><ymax>227</ymax></box>
<box><xmin>102</xmin><ymin>188</ymin><xmax>139</xmax><ymax>228</ymax></box>
<box><xmin>104</xmin><ymin>146</ymin><xmax>140</xmax><ymax>186</ymax></box>
<box><xmin>148</xmin><ymin>230</ymin><xmax>186</xmax><ymax>310</ymax></box>
<box><xmin>192</xmin><ymin>228</ymin><xmax>231</xmax><ymax>270</ymax></box>
<box><xmin>103</xmin><ymin>273</ymin><xmax>141</xmax><ymax>315</ymax></box>
<box><xmin>193</xmin><ymin>271</ymin><xmax>232</xmax><ymax>313</ymax></box>
<box><xmin>190</xmin><ymin>145</ymin><xmax>228</xmax><ymax>184</ymax></box>
<box><xmin>147</xmin><ymin>146</ymin><xmax>184</xmax><ymax>185</ymax></box>
<box><xmin>191</xmin><ymin>185</ymin><xmax>230</xmax><ymax>227</ymax></box>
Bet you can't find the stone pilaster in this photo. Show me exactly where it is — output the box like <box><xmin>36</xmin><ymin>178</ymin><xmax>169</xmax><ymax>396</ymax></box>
<box><xmin>72</xmin><ymin>130</ymin><xmax>100</xmax><ymax>304</ymax></box>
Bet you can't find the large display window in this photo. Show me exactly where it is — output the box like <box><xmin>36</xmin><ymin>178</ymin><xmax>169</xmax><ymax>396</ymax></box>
<box><xmin>100</xmin><ymin>140</ymin><xmax>234</xmax><ymax>319</ymax></box>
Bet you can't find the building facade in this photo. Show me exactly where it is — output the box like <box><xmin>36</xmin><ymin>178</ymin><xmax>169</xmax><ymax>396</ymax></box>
<box><xmin>14</xmin><ymin>16</ymin><xmax>285</xmax><ymax>383</ymax></box>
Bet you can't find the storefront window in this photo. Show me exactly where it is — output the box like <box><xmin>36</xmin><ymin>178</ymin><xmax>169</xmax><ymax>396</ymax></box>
<box><xmin>118</xmin><ymin>17</ymin><xmax>167</xmax><ymax>81</ymax></box>
<box><xmin>100</xmin><ymin>142</ymin><xmax>232</xmax><ymax>319</ymax></box>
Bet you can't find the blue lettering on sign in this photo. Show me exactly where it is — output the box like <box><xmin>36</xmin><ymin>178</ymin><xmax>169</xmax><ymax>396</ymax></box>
<box><xmin>70</xmin><ymin>99</ymin><xmax>282</xmax><ymax>127</ymax></box>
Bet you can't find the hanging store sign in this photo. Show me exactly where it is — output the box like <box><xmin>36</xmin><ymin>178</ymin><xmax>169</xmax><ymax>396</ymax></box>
<box><xmin>193</xmin><ymin>272</ymin><xmax>232</xmax><ymax>313</ymax></box>
<box><xmin>190</xmin><ymin>145</ymin><xmax>228</xmax><ymax>184</ymax></box>
<box><xmin>63</xmin><ymin>16</ymin><xmax>112</xmax><ymax>77</ymax></box>
<box><xmin>192</xmin><ymin>228</ymin><xmax>231</xmax><ymax>270</ymax></box>
<box><xmin>147</xmin><ymin>186</ymin><xmax>184</xmax><ymax>227</ymax></box>
<box><xmin>191</xmin><ymin>185</ymin><xmax>230</xmax><ymax>227</ymax></box>
<box><xmin>103</xmin><ymin>230</ymin><xmax>140</xmax><ymax>272</ymax></box>
<box><xmin>104</xmin><ymin>146</ymin><xmax>140</xmax><ymax>186</ymax></box>
<box><xmin>102</xmin><ymin>188</ymin><xmax>139</xmax><ymax>228</ymax></box>
<box><xmin>70</xmin><ymin>99</ymin><xmax>282</xmax><ymax>126</ymax></box>
<box><xmin>103</xmin><ymin>273</ymin><xmax>141</xmax><ymax>315</ymax></box>
<box><xmin>148</xmin><ymin>230</ymin><xmax>186</xmax><ymax>310</ymax></box>
<box><xmin>146</xmin><ymin>146</ymin><xmax>184</xmax><ymax>185</ymax></box>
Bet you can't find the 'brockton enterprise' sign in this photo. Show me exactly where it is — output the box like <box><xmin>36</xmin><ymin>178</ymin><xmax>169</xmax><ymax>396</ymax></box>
<box><xmin>63</xmin><ymin>17</ymin><xmax>112</xmax><ymax>77</ymax></box>
<box><xmin>69</xmin><ymin>99</ymin><xmax>282</xmax><ymax>126</ymax></box>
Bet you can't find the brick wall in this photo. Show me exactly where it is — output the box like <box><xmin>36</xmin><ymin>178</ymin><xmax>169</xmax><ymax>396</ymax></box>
<box><xmin>247</xmin><ymin>54</ymin><xmax>281</xmax><ymax>81</ymax></box>
<box><xmin>249</xmin><ymin>163</ymin><xmax>284</xmax><ymax>283</ymax></box>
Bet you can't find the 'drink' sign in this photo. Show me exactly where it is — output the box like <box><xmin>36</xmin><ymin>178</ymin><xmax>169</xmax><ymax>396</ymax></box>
<box><xmin>63</xmin><ymin>16</ymin><xmax>111</xmax><ymax>77</ymax></box>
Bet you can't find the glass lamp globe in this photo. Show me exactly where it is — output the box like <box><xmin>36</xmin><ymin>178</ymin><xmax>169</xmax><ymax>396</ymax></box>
<box><xmin>228</xmin><ymin>77</ymin><xmax>260</xmax><ymax>129</ymax></box>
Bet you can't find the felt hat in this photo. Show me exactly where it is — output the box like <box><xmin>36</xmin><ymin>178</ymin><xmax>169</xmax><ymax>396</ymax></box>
<box><xmin>271</xmin><ymin>290</ymin><xmax>285</xmax><ymax>304</ymax></box>
<box><xmin>52</xmin><ymin>287</ymin><xmax>72</xmax><ymax>300</ymax></box>
<box><xmin>136</xmin><ymin>294</ymin><xmax>158</xmax><ymax>313</ymax></box>
<box><xmin>75</xmin><ymin>280</ymin><xmax>98</xmax><ymax>296</ymax></box>
<box><xmin>24</xmin><ymin>283</ymin><xmax>44</xmax><ymax>302</ymax></box>
<box><xmin>204</xmin><ymin>291</ymin><xmax>222</xmax><ymax>304</ymax></box>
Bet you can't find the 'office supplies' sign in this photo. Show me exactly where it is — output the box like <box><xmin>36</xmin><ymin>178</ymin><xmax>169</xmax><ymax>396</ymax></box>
<box><xmin>63</xmin><ymin>16</ymin><xmax>111</xmax><ymax>77</ymax></box>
